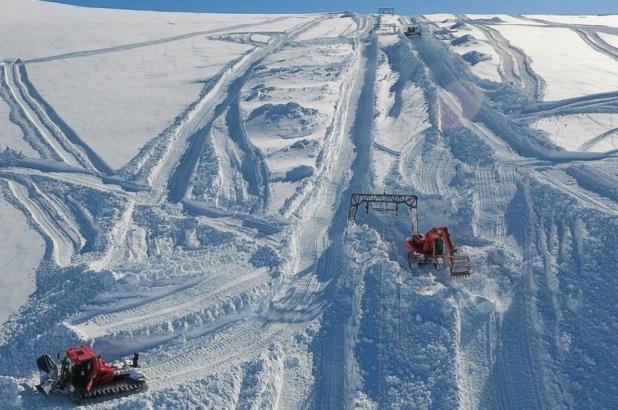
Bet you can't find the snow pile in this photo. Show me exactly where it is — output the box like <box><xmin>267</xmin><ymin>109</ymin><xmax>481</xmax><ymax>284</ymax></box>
<box><xmin>246</xmin><ymin>102</ymin><xmax>321</xmax><ymax>139</ymax></box>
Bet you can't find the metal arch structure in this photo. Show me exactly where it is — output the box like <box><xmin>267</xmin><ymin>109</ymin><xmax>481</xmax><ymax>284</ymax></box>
<box><xmin>347</xmin><ymin>193</ymin><xmax>419</xmax><ymax>234</ymax></box>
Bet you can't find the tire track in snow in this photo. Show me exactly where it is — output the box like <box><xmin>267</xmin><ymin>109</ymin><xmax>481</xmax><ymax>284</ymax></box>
<box><xmin>88</xmin><ymin>200</ymin><xmax>135</xmax><ymax>272</ymax></box>
<box><xmin>578</xmin><ymin>127</ymin><xmax>618</xmax><ymax>152</ymax></box>
<box><xmin>1</xmin><ymin>60</ymin><xmax>76</xmax><ymax>165</ymax></box>
<box><xmin>24</xmin><ymin>16</ymin><xmax>296</xmax><ymax>64</ymax></box>
<box><xmin>13</xmin><ymin>62</ymin><xmax>115</xmax><ymax>175</ymax></box>
<box><xmin>163</xmin><ymin>16</ymin><xmax>329</xmax><ymax>206</ymax></box>
<box><xmin>146</xmin><ymin>319</ymin><xmax>293</xmax><ymax>389</ymax></box>
<box><xmin>574</xmin><ymin>29</ymin><xmax>618</xmax><ymax>62</ymax></box>
<box><xmin>412</xmin><ymin>23</ymin><xmax>618</xmax><ymax>163</ymax></box>
<box><xmin>0</xmin><ymin>167</ymin><xmax>131</xmax><ymax>198</ymax></box>
<box><xmin>146</xmin><ymin>13</ymin><xmax>372</xmax><ymax>402</ymax></box>
<box><xmin>225</xmin><ymin>95</ymin><xmax>271</xmax><ymax>213</ymax></box>
<box><xmin>145</xmin><ymin>30</ymin><xmax>290</xmax><ymax>203</ymax></box>
<box><xmin>515</xmin><ymin>90</ymin><xmax>618</xmax><ymax>118</ymax></box>
<box><xmin>313</xmin><ymin>27</ymin><xmax>378</xmax><ymax>410</ymax></box>
<box><xmin>465</xmin><ymin>20</ymin><xmax>544</xmax><ymax>99</ymax></box>
<box><xmin>531</xmin><ymin>168</ymin><xmax>618</xmax><ymax>216</ymax></box>
<box><xmin>78</xmin><ymin>267</ymin><xmax>270</xmax><ymax>338</ymax></box>
<box><xmin>0</xmin><ymin>64</ymin><xmax>57</xmax><ymax>159</ymax></box>
<box><xmin>6</xmin><ymin>178</ymin><xmax>74</xmax><ymax>266</ymax></box>
<box><xmin>165</xmin><ymin>54</ymin><xmax>274</xmax><ymax>208</ymax></box>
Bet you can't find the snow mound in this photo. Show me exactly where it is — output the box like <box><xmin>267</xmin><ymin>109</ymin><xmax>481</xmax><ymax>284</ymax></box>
<box><xmin>246</xmin><ymin>102</ymin><xmax>320</xmax><ymax>139</ymax></box>
<box><xmin>451</xmin><ymin>34</ymin><xmax>475</xmax><ymax>46</ymax></box>
<box><xmin>462</xmin><ymin>50</ymin><xmax>492</xmax><ymax>66</ymax></box>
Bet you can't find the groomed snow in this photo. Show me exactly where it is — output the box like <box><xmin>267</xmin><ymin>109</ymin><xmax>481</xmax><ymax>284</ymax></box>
<box><xmin>0</xmin><ymin>193</ymin><xmax>44</xmax><ymax>324</ymax></box>
<box><xmin>492</xmin><ymin>25</ymin><xmax>618</xmax><ymax>100</ymax></box>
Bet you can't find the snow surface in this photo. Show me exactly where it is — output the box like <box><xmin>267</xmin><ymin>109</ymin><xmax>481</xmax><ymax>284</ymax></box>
<box><xmin>0</xmin><ymin>100</ymin><xmax>39</xmax><ymax>157</ymax></box>
<box><xmin>533</xmin><ymin>113</ymin><xmax>618</xmax><ymax>152</ymax></box>
<box><xmin>599</xmin><ymin>32</ymin><xmax>618</xmax><ymax>48</ymax></box>
<box><xmin>526</xmin><ymin>14</ymin><xmax>618</xmax><ymax>26</ymax></box>
<box><xmin>26</xmin><ymin>37</ymin><xmax>253</xmax><ymax>170</ymax></box>
<box><xmin>465</xmin><ymin>14</ymin><xmax>546</xmax><ymax>25</ymax></box>
<box><xmin>492</xmin><ymin>25</ymin><xmax>618</xmax><ymax>101</ymax></box>
<box><xmin>1</xmin><ymin>3</ymin><xmax>618</xmax><ymax>409</ymax></box>
<box><xmin>0</xmin><ymin>193</ymin><xmax>44</xmax><ymax>324</ymax></box>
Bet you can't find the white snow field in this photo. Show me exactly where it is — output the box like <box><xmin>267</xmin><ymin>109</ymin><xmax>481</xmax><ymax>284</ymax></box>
<box><xmin>1</xmin><ymin>1</ymin><xmax>618</xmax><ymax>409</ymax></box>
<box><xmin>0</xmin><ymin>194</ymin><xmax>45</xmax><ymax>324</ymax></box>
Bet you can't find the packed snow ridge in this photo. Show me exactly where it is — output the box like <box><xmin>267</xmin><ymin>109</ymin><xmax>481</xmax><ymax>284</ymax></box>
<box><xmin>1</xmin><ymin>2</ymin><xmax>618</xmax><ymax>408</ymax></box>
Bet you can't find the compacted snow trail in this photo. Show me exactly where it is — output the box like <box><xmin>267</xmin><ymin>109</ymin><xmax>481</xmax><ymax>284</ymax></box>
<box><xmin>1</xmin><ymin>61</ymin><xmax>77</xmax><ymax>165</ymax></box>
<box><xmin>1</xmin><ymin>4</ymin><xmax>618</xmax><ymax>409</ymax></box>
<box><xmin>460</xmin><ymin>18</ymin><xmax>543</xmax><ymax>99</ymax></box>
<box><xmin>23</xmin><ymin>16</ymin><xmax>296</xmax><ymax>65</ymax></box>
<box><xmin>6</xmin><ymin>178</ymin><xmax>76</xmax><ymax>267</ymax></box>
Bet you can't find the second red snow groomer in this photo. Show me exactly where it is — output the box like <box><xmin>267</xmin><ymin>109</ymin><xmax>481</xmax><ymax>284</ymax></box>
<box><xmin>347</xmin><ymin>193</ymin><xmax>471</xmax><ymax>277</ymax></box>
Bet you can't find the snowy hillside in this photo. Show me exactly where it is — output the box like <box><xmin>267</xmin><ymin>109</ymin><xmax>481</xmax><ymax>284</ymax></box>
<box><xmin>1</xmin><ymin>1</ymin><xmax>618</xmax><ymax>408</ymax></box>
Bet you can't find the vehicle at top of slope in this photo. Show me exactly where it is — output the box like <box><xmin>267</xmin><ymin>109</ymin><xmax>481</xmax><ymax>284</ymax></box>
<box><xmin>404</xmin><ymin>25</ymin><xmax>421</xmax><ymax>37</ymax></box>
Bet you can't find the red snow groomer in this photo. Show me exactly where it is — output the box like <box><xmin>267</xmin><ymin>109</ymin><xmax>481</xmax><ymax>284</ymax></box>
<box><xmin>405</xmin><ymin>227</ymin><xmax>471</xmax><ymax>276</ymax></box>
<box><xmin>347</xmin><ymin>193</ymin><xmax>471</xmax><ymax>277</ymax></box>
<box><xmin>36</xmin><ymin>346</ymin><xmax>146</xmax><ymax>403</ymax></box>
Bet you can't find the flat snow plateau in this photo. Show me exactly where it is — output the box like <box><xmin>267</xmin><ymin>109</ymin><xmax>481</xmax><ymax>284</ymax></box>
<box><xmin>1</xmin><ymin>2</ymin><xmax>618</xmax><ymax>409</ymax></box>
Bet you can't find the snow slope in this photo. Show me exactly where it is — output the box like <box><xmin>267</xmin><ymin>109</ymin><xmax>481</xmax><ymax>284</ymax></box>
<box><xmin>1</xmin><ymin>3</ymin><xmax>618</xmax><ymax>409</ymax></box>
<box><xmin>0</xmin><ymin>193</ymin><xmax>45</xmax><ymax>324</ymax></box>
<box><xmin>492</xmin><ymin>25</ymin><xmax>618</xmax><ymax>100</ymax></box>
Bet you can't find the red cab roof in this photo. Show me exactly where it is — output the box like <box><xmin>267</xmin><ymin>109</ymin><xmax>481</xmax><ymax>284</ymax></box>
<box><xmin>66</xmin><ymin>346</ymin><xmax>97</xmax><ymax>362</ymax></box>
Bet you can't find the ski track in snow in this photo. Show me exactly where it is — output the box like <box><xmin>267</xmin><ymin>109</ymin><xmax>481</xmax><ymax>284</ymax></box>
<box><xmin>0</xmin><ymin>7</ymin><xmax>618</xmax><ymax>410</ymax></box>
